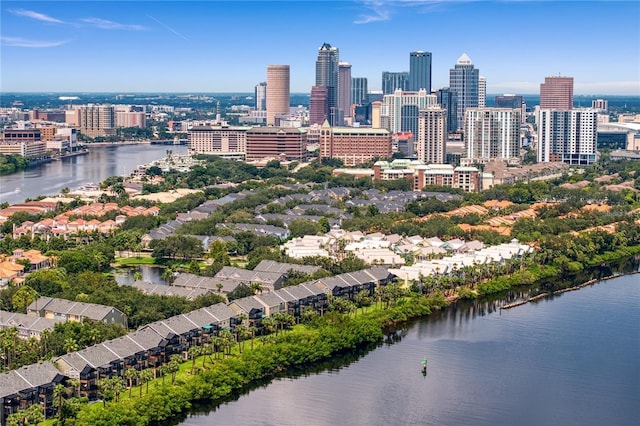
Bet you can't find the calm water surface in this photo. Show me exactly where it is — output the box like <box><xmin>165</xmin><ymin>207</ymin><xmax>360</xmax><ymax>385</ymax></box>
<box><xmin>0</xmin><ymin>144</ymin><xmax>187</xmax><ymax>205</ymax></box>
<box><xmin>181</xmin><ymin>274</ymin><xmax>640</xmax><ymax>426</ymax></box>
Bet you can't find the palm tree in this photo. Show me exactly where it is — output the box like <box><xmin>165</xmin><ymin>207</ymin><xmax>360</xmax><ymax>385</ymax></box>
<box><xmin>158</xmin><ymin>364</ymin><xmax>169</xmax><ymax>385</ymax></box>
<box><xmin>188</xmin><ymin>346</ymin><xmax>201</xmax><ymax>374</ymax></box>
<box><xmin>53</xmin><ymin>383</ymin><xmax>66</xmax><ymax>421</ymax></box>
<box><xmin>140</xmin><ymin>368</ymin><xmax>154</xmax><ymax>394</ymax></box>
<box><xmin>124</xmin><ymin>367</ymin><xmax>138</xmax><ymax>397</ymax></box>
<box><xmin>69</xmin><ymin>378</ymin><xmax>80</xmax><ymax>398</ymax></box>
<box><xmin>63</xmin><ymin>337</ymin><xmax>79</xmax><ymax>354</ymax></box>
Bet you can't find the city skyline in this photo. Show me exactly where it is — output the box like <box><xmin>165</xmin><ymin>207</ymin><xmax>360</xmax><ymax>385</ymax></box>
<box><xmin>1</xmin><ymin>1</ymin><xmax>639</xmax><ymax>95</ymax></box>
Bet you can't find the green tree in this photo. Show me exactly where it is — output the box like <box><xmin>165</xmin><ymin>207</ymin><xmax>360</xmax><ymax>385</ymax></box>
<box><xmin>12</xmin><ymin>286</ymin><xmax>39</xmax><ymax>313</ymax></box>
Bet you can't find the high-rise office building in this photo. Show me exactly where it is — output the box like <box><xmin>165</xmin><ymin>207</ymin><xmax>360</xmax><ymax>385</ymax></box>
<box><xmin>540</xmin><ymin>76</ymin><xmax>573</xmax><ymax>110</ymax></box>
<box><xmin>478</xmin><ymin>76</ymin><xmax>486</xmax><ymax>108</ymax></box>
<box><xmin>338</xmin><ymin>62</ymin><xmax>352</xmax><ymax>120</ymax></box>
<box><xmin>319</xmin><ymin>122</ymin><xmax>391</xmax><ymax>166</ymax></box>
<box><xmin>315</xmin><ymin>43</ymin><xmax>340</xmax><ymax>126</ymax></box>
<box><xmin>266</xmin><ymin>65</ymin><xmax>290</xmax><ymax>126</ymax></box>
<box><xmin>537</xmin><ymin>109</ymin><xmax>597</xmax><ymax>165</ymax></box>
<box><xmin>417</xmin><ymin>108</ymin><xmax>447</xmax><ymax>164</ymax></box>
<box><xmin>495</xmin><ymin>94</ymin><xmax>526</xmax><ymax>123</ymax></box>
<box><xmin>351</xmin><ymin>77</ymin><xmax>369</xmax><ymax>106</ymax></box>
<box><xmin>309</xmin><ymin>86</ymin><xmax>329</xmax><ymax>126</ymax></box>
<box><xmin>409</xmin><ymin>51</ymin><xmax>432</xmax><ymax>93</ymax></box>
<box><xmin>464</xmin><ymin>108</ymin><xmax>521</xmax><ymax>163</ymax></box>
<box><xmin>382</xmin><ymin>72</ymin><xmax>409</xmax><ymax>95</ymax></box>
<box><xmin>435</xmin><ymin>88</ymin><xmax>458</xmax><ymax>133</ymax></box>
<box><xmin>255</xmin><ymin>82</ymin><xmax>267</xmax><ymax>111</ymax></box>
<box><xmin>449</xmin><ymin>53</ymin><xmax>479</xmax><ymax>131</ymax></box>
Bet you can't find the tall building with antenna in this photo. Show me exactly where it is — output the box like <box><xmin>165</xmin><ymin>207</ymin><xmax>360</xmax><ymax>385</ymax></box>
<box><xmin>315</xmin><ymin>43</ymin><xmax>340</xmax><ymax>126</ymax></box>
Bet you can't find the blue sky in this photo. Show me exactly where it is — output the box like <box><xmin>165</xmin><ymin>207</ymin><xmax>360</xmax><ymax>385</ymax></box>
<box><xmin>1</xmin><ymin>1</ymin><xmax>639</xmax><ymax>95</ymax></box>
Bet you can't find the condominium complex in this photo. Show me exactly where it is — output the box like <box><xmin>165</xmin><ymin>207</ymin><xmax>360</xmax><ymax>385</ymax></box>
<box><xmin>372</xmin><ymin>160</ymin><xmax>481</xmax><ymax>192</ymax></box>
<box><xmin>319</xmin><ymin>122</ymin><xmax>391</xmax><ymax>166</ymax></box>
<box><xmin>380</xmin><ymin>89</ymin><xmax>438</xmax><ymax>134</ymax></box>
<box><xmin>416</xmin><ymin>108</ymin><xmax>447</xmax><ymax>164</ymax></box>
<box><xmin>76</xmin><ymin>104</ymin><xmax>115</xmax><ymax>137</ymax></box>
<box><xmin>537</xmin><ymin>109</ymin><xmax>598</xmax><ymax>165</ymax></box>
<box><xmin>463</xmin><ymin>108</ymin><xmax>521</xmax><ymax>164</ymax></box>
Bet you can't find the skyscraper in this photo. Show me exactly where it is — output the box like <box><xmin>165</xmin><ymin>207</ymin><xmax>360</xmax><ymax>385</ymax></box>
<box><xmin>409</xmin><ymin>51</ymin><xmax>432</xmax><ymax>93</ymax></box>
<box><xmin>478</xmin><ymin>76</ymin><xmax>486</xmax><ymax>108</ymax></box>
<box><xmin>382</xmin><ymin>72</ymin><xmax>409</xmax><ymax>94</ymax></box>
<box><xmin>338</xmin><ymin>62</ymin><xmax>352</xmax><ymax>121</ymax></box>
<box><xmin>351</xmin><ymin>77</ymin><xmax>368</xmax><ymax>106</ymax></box>
<box><xmin>435</xmin><ymin>88</ymin><xmax>458</xmax><ymax>133</ymax></box>
<box><xmin>315</xmin><ymin>43</ymin><xmax>340</xmax><ymax>126</ymax></box>
<box><xmin>266</xmin><ymin>65</ymin><xmax>290</xmax><ymax>126</ymax></box>
<box><xmin>255</xmin><ymin>82</ymin><xmax>267</xmax><ymax>111</ymax></box>
<box><xmin>495</xmin><ymin>94</ymin><xmax>526</xmax><ymax>123</ymax></box>
<box><xmin>309</xmin><ymin>86</ymin><xmax>329</xmax><ymax>125</ymax></box>
<box><xmin>417</xmin><ymin>108</ymin><xmax>447</xmax><ymax>164</ymax></box>
<box><xmin>463</xmin><ymin>108</ymin><xmax>521</xmax><ymax>163</ymax></box>
<box><xmin>538</xmin><ymin>109</ymin><xmax>597</xmax><ymax>165</ymax></box>
<box><xmin>449</xmin><ymin>53</ymin><xmax>479</xmax><ymax>131</ymax></box>
<box><xmin>380</xmin><ymin>89</ymin><xmax>438</xmax><ymax>134</ymax></box>
<box><xmin>540</xmin><ymin>76</ymin><xmax>574</xmax><ymax>109</ymax></box>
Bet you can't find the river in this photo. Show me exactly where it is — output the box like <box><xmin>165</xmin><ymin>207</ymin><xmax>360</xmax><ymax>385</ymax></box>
<box><xmin>179</xmin><ymin>272</ymin><xmax>640</xmax><ymax>426</ymax></box>
<box><xmin>0</xmin><ymin>143</ymin><xmax>187</xmax><ymax>205</ymax></box>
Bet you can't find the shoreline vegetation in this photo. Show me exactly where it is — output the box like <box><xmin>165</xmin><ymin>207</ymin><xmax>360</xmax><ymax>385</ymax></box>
<box><xmin>48</xmin><ymin>251</ymin><xmax>639</xmax><ymax>426</ymax></box>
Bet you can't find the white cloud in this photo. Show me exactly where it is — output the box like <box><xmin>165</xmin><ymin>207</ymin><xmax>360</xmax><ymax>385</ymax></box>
<box><xmin>10</xmin><ymin>8</ymin><xmax>64</xmax><ymax>24</ymax></box>
<box><xmin>354</xmin><ymin>1</ymin><xmax>391</xmax><ymax>24</ymax></box>
<box><xmin>81</xmin><ymin>18</ymin><xmax>147</xmax><ymax>31</ymax></box>
<box><xmin>1</xmin><ymin>36</ymin><xmax>68</xmax><ymax>48</ymax></box>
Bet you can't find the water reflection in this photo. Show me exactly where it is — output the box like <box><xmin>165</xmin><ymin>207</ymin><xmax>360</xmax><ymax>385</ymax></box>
<box><xmin>112</xmin><ymin>265</ymin><xmax>168</xmax><ymax>286</ymax></box>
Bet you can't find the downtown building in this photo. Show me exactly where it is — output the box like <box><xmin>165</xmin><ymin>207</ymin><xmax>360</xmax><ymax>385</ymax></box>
<box><xmin>255</xmin><ymin>82</ymin><xmax>267</xmax><ymax>111</ymax></box>
<box><xmin>188</xmin><ymin>125</ymin><xmax>250</xmax><ymax>159</ymax></box>
<box><xmin>416</xmin><ymin>108</ymin><xmax>447</xmax><ymax>164</ymax></box>
<box><xmin>76</xmin><ymin>104</ymin><xmax>116</xmax><ymax>138</ymax></box>
<box><xmin>319</xmin><ymin>121</ymin><xmax>391</xmax><ymax>166</ymax></box>
<box><xmin>537</xmin><ymin>109</ymin><xmax>598</xmax><ymax>165</ymax></box>
<box><xmin>449</xmin><ymin>53</ymin><xmax>479</xmax><ymax>131</ymax></box>
<box><xmin>495</xmin><ymin>94</ymin><xmax>526</xmax><ymax>123</ymax></box>
<box><xmin>382</xmin><ymin>71</ymin><xmax>409</xmax><ymax>95</ymax></box>
<box><xmin>266</xmin><ymin>65</ymin><xmax>290</xmax><ymax>126</ymax></box>
<box><xmin>463</xmin><ymin>108</ymin><xmax>521</xmax><ymax>165</ymax></box>
<box><xmin>338</xmin><ymin>62</ymin><xmax>352</xmax><ymax>122</ymax></box>
<box><xmin>246</xmin><ymin>127</ymin><xmax>307</xmax><ymax>162</ymax></box>
<box><xmin>380</xmin><ymin>89</ymin><xmax>438</xmax><ymax>135</ymax></box>
<box><xmin>540</xmin><ymin>76</ymin><xmax>574</xmax><ymax>110</ymax></box>
<box><xmin>315</xmin><ymin>43</ymin><xmax>341</xmax><ymax>126</ymax></box>
<box><xmin>408</xmin><ymin>51</ymin><xmax>432</xmax><ymax>93</ymax></box>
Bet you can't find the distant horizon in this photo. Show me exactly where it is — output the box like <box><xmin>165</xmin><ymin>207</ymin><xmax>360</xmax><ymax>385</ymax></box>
<box><xmin>1</xmin><ymin>1</ymin><xmax>638</xmax><ymax>94</ymax></box>
<box><xmin>2</xmin><ymin>92</ymin><xmax>639</xmax><ymax>97</ymax></box>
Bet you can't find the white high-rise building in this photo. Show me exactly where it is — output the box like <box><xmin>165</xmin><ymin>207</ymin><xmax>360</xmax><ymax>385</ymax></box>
<box><xmin>537</xmin><ymin>109</ymin><xmax>598</xmax><ymax>165</ymax></box>
<box><xmin>255</xmin><ymin>82</ymin><xmax>267</xmax><ymax>111</ymax></box>
<box><xmin>380</xmin><ymin>89</ymin><xmax>438</xmax><ymax>134</ymax></box>
<box><xmin>464</xmin><ymin>108</ymin><xmax>521</xmax><ymax>164</ymax></box>
<box><xmin>478</xmin><ymin>76</ymin><xmax>486</xmax><ymax>108</ymax></box>
<box><xmin>416</xmin><ymin>108</ymin><xmax>447</xmax><ymax>164</ymax></box>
